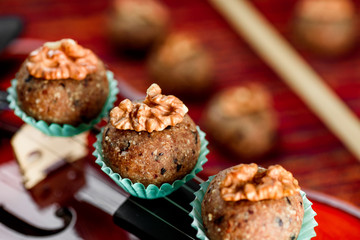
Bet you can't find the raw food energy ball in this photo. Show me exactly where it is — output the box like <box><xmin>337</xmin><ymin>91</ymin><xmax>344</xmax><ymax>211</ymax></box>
<box><xmin>16</xmin><ymin>39</ymin><xmax>109</xmax><ymax>126</ymax></box>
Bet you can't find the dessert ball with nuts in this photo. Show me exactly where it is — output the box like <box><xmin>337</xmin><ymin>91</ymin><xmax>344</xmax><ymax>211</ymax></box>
<box><xmin>148</xmin><ymin>32</ymin><xmax>214</xmax><ymax>96</ymax></box>
<box><xmin>293</xmin><ymin>0</ymin><xmax>357</xmax><ymax>56</ymax></box>
<box><xmin>201</xmin><ymin>163</ymin><xmax>304</xmax><ymax>240</ymax></box>
<box><xmin>107</xmin><ymin>0</ymin><xmax>170</xmax><ymax>52</ymax></box>
<box><xmin>101</xmin><ymin>84</ymin><xmax>201</xmax><ymax>187</ymax></box>
<box><xmin>16</xmin><ymin>39</ymin><xmax>109</xmax><ymax>126</ymax></box>
<box><xmin>202</xmin><ymin>83</ymin><xmax>277</xmax><ymax>159</ymax></box>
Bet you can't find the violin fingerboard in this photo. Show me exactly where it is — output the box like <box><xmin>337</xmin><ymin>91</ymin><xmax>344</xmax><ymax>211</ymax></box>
<box><xmin>113</xmin><ymin>180</ymin><xmax>200</xmax><ymax>240</ymax></box>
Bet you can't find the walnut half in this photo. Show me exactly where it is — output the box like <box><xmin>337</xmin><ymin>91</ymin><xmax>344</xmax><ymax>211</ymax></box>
<box><xmin>26</xmin><ymin>39</ymin><xmax>98</xmax><ymax>81</ymax></box>
<box><xmin>220</xmin><ymin>163</ymin><xmax>300</xmax><ymax>202</ymax></box>
<box><xmin>110</xmin><ymin>83</ymin><xmax>188</xmax><ymax>132</ymax></box>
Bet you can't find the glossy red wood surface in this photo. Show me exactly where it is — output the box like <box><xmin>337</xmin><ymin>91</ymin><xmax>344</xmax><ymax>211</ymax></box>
<box><xmin>1</xmin><ymin>0</ymin><xmax>360</xmax><ymax>239</ymax></box>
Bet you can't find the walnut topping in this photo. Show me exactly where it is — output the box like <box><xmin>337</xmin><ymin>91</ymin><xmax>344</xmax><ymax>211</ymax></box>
<box><xmin>218</xmin><ymin>84</ymin><xmax>272</xmax><ymax>117</ymax></box>
<box><xmin>110</xmin><ymin>84</ymin><xmax>188</xmax><ymax>132</ymax></box>
<box><xmin>220</xmin><ymin>164</ymin><xmax>300</xmax><ymax>202</ymax></box>
<box><xmin>26</xmin><ymin>39</ymin><xmax>98</xmax><ymax>80</ymax></box>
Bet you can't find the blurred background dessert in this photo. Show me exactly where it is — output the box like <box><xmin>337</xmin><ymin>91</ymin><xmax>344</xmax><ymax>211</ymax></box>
<box><xmin>107</xmin><ymin>0</ymin><xmax>170</xmax><ymax>53</ymax></box>
<box><xmin>292</xmin><ymin>0</ymin><xmax>358</xmax><ymax>57</ymax></box>
<box><xmin>202</xmin><ymin>83</ymin><xmax>277</xmax><ymax>159</ymax></box>
<box><xmin>147</xmin><ymin>32</ymin><xmax>214</xmax><ymax>96</ymax></box>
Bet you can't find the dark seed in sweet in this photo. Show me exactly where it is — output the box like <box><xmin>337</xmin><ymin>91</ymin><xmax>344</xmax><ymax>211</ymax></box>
<box><xmin>191</xmin><ymin>131</ymin><xmax>198</xmax><ymax>144</ymax></box>
<box><xmin>286</xmin><ymin>197</ymin><xmax>292</xmax><ymax>205</ymax></box>
<box><xmin>276</xmin><ymin>217</ymin><xmax>283</xmax><ymax>227</ymax></box>
<box><xmin>214</xmin><ymin>216</ymin><xmax>224</xmax><ymax>225</ymax></box>
<box><xmin>248</xmin><ymin>209</ymin><xmax>254</xmax><ymax>215</ymax></box>
<box><xmin>155</xmin><ymin>153</ymin><xmax>163</xmax><ymax>161</ymax></box>
<box><xmin>173</xmin><ymin>158</ymin><xmax>178</xmax><ymax>164</ymax></box>
<box><xmin>104</xmin><ymin>127</ymin><xmax>110</xmax><ymax>137</ymax></box>
<box><xmin>25</xmin><ymin>75</ymin><xmax>32</xmax><ymax>82</ymax></box>
<box><xmin>73</xmin><ymin>99</ymin><xmax>80</xmax><ymax>107</ymax></box>
<box><xmin>290</xmin><ymin>234</ymin><xmax>296</xmax><ymax>240</ymax></box>
<box><xmin>176</xmin><ymin>164</ymin><xmax>182</xmax><ymax>172</ymax></box>
<box><xmin>120</xmin><ymin>141</ymin><xmax>130</xmax><ymax>152</ymax></box>
<box><xmin>161</xmin><ymin>168</ymin><xmax>166</xmax><ymax>175</ymax></box>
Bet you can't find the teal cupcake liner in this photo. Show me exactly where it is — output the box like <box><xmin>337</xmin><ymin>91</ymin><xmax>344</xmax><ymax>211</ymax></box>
<box><xmin>189</xmin><ymin>177</ymin><xmax>318</xmax><ymax>240</ymax></box>
<box><xmin>93</xmin><ymin>126</ymin><xmax>209</xmax><ymax>199</ymax></box>
<box><xmin>7</xmin><ymin>71</ymin><xmax>118</xmax><ymax>137</ymax></box>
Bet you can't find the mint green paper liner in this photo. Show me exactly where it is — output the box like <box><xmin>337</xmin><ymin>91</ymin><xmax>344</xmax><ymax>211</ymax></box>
<box><xmin>189</xmin><ymin>177</ymin><xmax>318</xmax><ymax>240</ymax></box>
<box><xmin>7</xmin><ymin>71</ymin><xmax>118</xmax><ymax>137</ymax></box>
<box><xmin>93</xmin><ymin>126</ymin><xmax>209</xmax><ymax>199</ymax></box>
